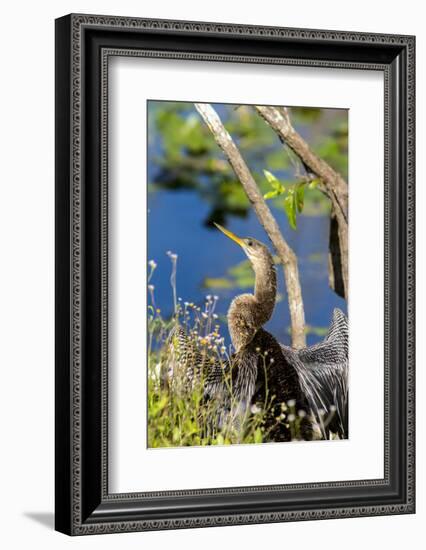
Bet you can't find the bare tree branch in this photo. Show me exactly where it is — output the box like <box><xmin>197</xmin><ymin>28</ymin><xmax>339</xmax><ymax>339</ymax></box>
<box><xmin>255</xmin><ymin>106</ymin><xmax>348</xmax><ymax>299</ymax></box>
<box><xmin>195</xmin><ymin>103</ymin><xmax>306</xmax><ymax>349</ymax></box>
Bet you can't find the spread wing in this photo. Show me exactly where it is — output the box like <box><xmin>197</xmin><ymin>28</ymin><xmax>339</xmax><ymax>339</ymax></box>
<box><xmin>281</xmin><ymin>308</ymin><xmax>349</xmax><ymax>438</ymax></box>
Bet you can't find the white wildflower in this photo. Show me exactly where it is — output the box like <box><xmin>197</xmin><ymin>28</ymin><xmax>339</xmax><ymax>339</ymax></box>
<box><xmin>166</xmin><ymin>250</ymin><xmax>178</xmax><ymax>260</ymax></box>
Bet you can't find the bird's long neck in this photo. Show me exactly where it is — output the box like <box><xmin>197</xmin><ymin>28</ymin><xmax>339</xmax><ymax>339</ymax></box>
<box><xmin>253</xmin><ymin>257</ymin><xmax>277</xmax><ymax>326</ymax></box>
<box><xmin>228</xmin><ymin>253</ymin><xmax>277</xmax><ymax>351</ymax></box>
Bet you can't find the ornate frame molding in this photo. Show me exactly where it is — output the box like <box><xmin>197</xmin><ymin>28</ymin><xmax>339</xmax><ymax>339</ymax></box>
<box><xmin>55</xmin><ymin>14</ymin><xmax>415</xmax><ymax>535</ymax></box>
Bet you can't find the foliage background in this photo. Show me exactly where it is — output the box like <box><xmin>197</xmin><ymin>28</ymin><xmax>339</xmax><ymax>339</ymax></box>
<box><xmin>148</xmin><ymin>101</ymin><xmax>348</xmax><ymax>346</ymax></box>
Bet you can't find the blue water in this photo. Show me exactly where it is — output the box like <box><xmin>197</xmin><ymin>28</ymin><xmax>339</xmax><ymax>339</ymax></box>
<box><xmin>148</xmin><ymin>189</ymin><xmax>347</xmax><ymax>347</ymax></box>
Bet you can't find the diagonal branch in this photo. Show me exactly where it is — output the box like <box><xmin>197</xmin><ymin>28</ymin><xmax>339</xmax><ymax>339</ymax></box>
<box><xmin>195</xmin><ymin>102</ymin><xmax>306</xmax><ymax>349</ymax></box>
<box><xmin>255</xmin><ymin>106</ymin><xmax>349</xmax><ymax>299</ymax></box>
<box><xmin>255</xmin><ymin>106</ymin><xmax>348</xmax><ymax>219</ymax></box>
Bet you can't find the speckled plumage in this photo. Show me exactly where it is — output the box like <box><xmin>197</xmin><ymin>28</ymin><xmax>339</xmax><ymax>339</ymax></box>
<box><xmin>283</xmin><ymin>308</ymin><xmax>349</xmax><ymax>438</ymax></box>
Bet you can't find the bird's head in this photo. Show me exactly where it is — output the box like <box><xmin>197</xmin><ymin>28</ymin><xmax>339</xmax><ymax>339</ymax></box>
<box><xmin>214</xmin><ymin>223</ymin><xmax>273</xmax><ymax>269</ymax></box>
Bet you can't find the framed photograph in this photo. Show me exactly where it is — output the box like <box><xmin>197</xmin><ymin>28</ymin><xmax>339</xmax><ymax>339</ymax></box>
<box><xmin>55</xmin><ymin>14</ymin><xmax>415</xmax><ymax>535</ymax></box>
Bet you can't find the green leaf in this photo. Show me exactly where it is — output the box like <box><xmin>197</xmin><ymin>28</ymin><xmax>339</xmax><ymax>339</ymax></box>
<box><xmin>295</xmin><ymin>182</ymin><xmax>305</xmax><ymax>212</ymax></box>
<box><xmin>308</xmin><ymin>178</ymin><xmax>320</xmax><ymax>189</ymax></box>
<box><xmin>254</xmin><ymin>428</ymin><xmax>263</xmax><ymax>444</ymax></box>
<box><xmin>263</xmin><ymin>169</ymin><xmax>285</xmax><ymax>194</ymax></box>
<box><xmin>292</xmin><ymin>190</ymin><xmax>298</xmax><ymax>218</ymax></box>
<box><xmin>263</xmin><ymin>190</ymin><xmax>279</xmax><ymax>200</ymax></box>
<box><xmin>284</xmin><ymin>195</ymin><xmax>297</xmax><ymax>230</ymax></box>
<box><xmin>172</xmin><ymin>426</ymin><xmax>181</xmax><ymax>443</ymax></box>
<box><xmin>263</xmin><ymin>169</ymin><xmax>279</xmax><ymax>185</ymax></box>
<box><xmin>216</xmin><ymin>434</ymin><xmax>225</xmax><ymax>446</ymax></box>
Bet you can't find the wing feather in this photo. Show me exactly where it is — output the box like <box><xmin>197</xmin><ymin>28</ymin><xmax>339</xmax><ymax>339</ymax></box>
<box><xmin>281</xmin><ymin>309</ymin><xmax>349</xmax><ymax>438</ymax></box>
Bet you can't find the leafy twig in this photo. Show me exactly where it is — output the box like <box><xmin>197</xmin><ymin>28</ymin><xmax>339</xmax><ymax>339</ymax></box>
<box><xmin>255</xmin><ymin>106</ymin><xmax>348</xmax><ymax>299</ymax></box>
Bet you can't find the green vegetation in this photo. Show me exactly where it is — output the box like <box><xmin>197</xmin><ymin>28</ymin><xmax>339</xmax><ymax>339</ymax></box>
<box><xmin>262</xmin><ymin>168</ymin><xmax>322</xmax><ymax>230</ymax></box>
<box><xmin>147</xmin><ymin>256</ymin><xmax>335</xmax><ymax>448</ymax></box>
<box><xmin>147</xmin><ymin>290</ymin><xmax>269</xmax><ymax>446</ymax></box>
<box><xmin>148</xmin><ymin>102</ymin><xmax>347</xmax><ymax>227</ymax></box>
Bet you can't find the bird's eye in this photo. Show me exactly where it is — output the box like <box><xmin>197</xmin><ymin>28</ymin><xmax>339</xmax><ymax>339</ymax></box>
<box><xmin>247</xmin><ymin>240</ymin><xmax>253</xmax><ymax>247</ymax></box>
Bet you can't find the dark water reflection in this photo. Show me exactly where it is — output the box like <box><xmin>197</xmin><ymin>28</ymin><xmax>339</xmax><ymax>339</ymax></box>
<box><xmin>148</xmin><ymin>189</ymin><xmax>347</xmax><ymax>347</ymax></box>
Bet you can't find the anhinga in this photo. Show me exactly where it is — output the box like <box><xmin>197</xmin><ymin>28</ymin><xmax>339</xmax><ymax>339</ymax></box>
<box><xmin>172</xmin><ymin>224</ymin><xmax>348</xmax><ymax>442</ymax></box>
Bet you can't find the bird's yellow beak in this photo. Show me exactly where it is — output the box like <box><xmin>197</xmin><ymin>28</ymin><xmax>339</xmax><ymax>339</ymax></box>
<box><xmin>214</xmin><ymin>222</ymin><xmax>245</xmax><ymax>248</ymax></box>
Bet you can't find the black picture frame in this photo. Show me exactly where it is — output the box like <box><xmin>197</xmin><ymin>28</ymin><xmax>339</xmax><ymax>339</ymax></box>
<box><xmin>55</xmin><ymin>13</ymin><xmax>415</xmax><ymax>535</ymax></box>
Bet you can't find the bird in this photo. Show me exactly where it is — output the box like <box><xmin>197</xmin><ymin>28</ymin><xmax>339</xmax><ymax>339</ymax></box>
<box><xmin>169</xmin><ymin>223</ymin><xmax>348</xmax><ymax>442</ymax></box>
